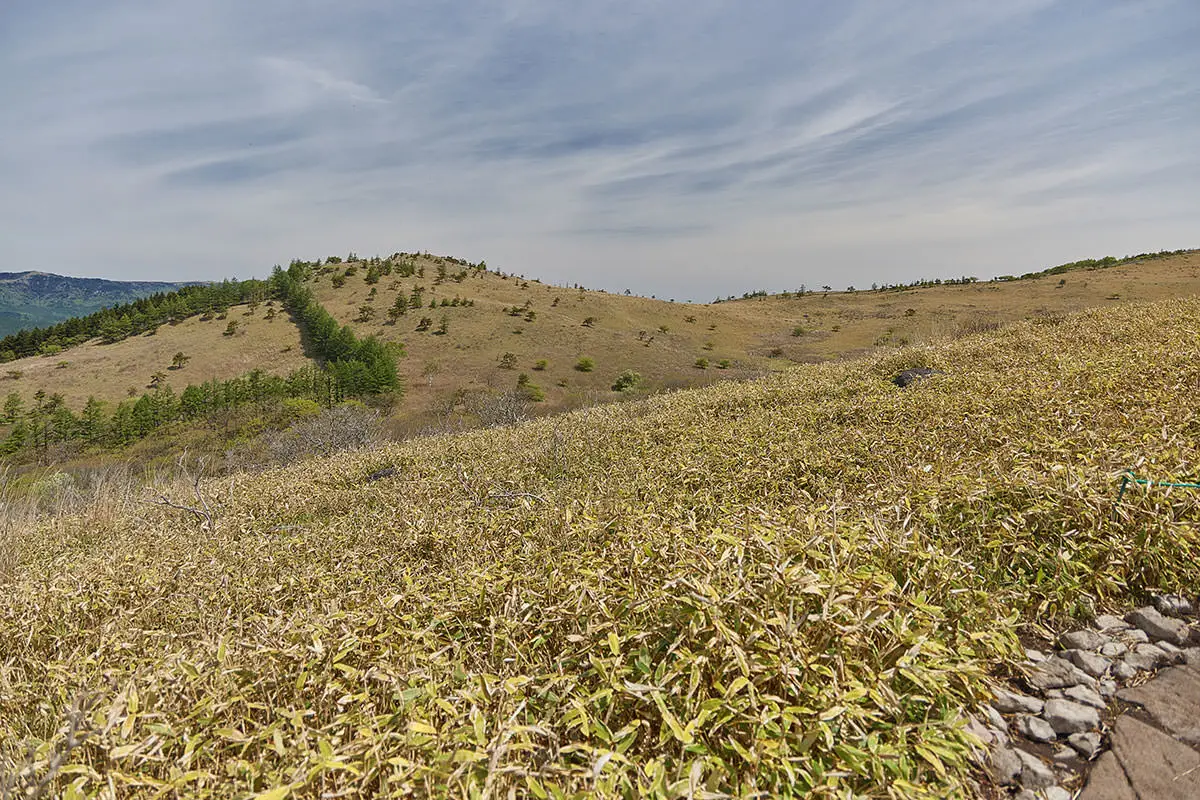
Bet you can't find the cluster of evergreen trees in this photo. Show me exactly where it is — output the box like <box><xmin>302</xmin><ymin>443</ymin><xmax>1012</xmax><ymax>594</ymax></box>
<box><xmin>0</xmin><ymin>257</ymin><xmax>406</xmax><ymax>459</ymax></box>
<box><xmin>0</xmin><ymin>366</ymin><xmax>347</xmax><ymax>457</ymax></box>
<box><xmin>0</xmin><ymin>280</ymin><xmax>271</xmax><ymax>361</ymax></box>
<box><xmin>272</xmin><ymin>263</ymin><xmax>400</xmax><ymax>397</ymax></box>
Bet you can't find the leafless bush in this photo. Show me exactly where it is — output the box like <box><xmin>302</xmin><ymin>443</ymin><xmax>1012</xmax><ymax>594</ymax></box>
<box><xmin>955</xmin><ymin>315</ymin><xmax>1001</xmax><ymax>338</ymax></box>
<box><xmin>265</xmin><ymin>404</ymin><xmax>383</xmax><ymax>464</ymax></box>
<box><xmin>1</xmin><ymin>694</ymin><xmax>95</xmax><ymax>800</ymax></box>
<box><xmin>416</xmin><ymin>411</ymin><xmax>473</xmax><ymax>439</ymax></box>
<box><xmin>145</xmin><ymin>453</ymin><xmax>219</xmax><ymax>531</ymax></box>
<box><xmin>465</xmin><ymin>390</ymin><xmax>530</xmax><ymax>428</ymax></box>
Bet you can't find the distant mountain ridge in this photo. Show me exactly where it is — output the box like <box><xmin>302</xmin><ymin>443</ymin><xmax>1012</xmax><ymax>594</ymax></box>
<box><xmin>0</xmin><ymin>270</ymin><xmax>201</xmax><ymax>337</ymax></box>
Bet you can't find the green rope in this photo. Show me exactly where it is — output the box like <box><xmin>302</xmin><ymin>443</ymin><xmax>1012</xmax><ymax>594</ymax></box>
<box><xmin>1113</xmin><ymin>471</ymin><xmax>1200</xmax><ymax>518</ymax></box>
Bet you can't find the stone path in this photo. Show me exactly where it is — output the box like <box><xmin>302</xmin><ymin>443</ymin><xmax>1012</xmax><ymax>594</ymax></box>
<box><xmin>1080</xmin><ymin>664</ymin><xmax>1200</xmax><ymax>799</ymax></box>
<box><xmin>973</xmin><ymin>595</ymin><xmax>1200</xmax><ymax>799</ymax></box>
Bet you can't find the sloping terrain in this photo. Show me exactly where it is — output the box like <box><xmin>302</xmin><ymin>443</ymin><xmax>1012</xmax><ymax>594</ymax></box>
<box><xmin>0</xmin><ymin>272</ymin><xmax>197</xmax><ymax>337</ymax></box>
<box><xmin>3</xmin><ymin>297</ymin><xmax>1198</xmax><ymax>797</ymax></box>
<box><xmin>0</xmin><ymin>303</ymin><xmax>310</xmax><ymax>409</ymax></box>
<box><xmin>313</xmin><ymin>250</ymin><xmax>1200</xmax><ymax>429</ymax></box>
<box><xmin>0</xmin><ymin>250</ymin><xmax>1197</xmax><ymax>439</ymax></box>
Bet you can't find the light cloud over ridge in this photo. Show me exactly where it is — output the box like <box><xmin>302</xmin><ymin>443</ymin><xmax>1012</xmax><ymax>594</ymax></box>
<box><xmin>1</xmin><ymin>1</ymin><xmax>1197</xmax><ymax>299</ymax></box>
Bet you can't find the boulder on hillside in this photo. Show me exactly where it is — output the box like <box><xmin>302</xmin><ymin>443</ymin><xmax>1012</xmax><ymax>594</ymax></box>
<box><xmin>893</xmin><ymin>367</ymin><xmax>945</xmax><ymax>388</ymax></box>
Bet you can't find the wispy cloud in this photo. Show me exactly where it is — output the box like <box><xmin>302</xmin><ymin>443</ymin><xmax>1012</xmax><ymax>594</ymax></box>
<box><xmin>0</xmin><ymin>0</ymin><xmax>1197</xmax><ymax>298</ymax></box>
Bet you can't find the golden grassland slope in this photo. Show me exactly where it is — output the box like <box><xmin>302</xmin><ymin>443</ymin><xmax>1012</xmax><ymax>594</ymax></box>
<box><xmin>3</xmin><ymin>297</ymin><xmax>1199</xmax><ymax>797</ymax></box>
<box><xmin>0</xmin><ymin>250</ymin><xmax>1195</xmax><ymax>431</ymax></box>
<box><xmin>0</xmin><ymin>304</ymin><xmax>311</xmax><ymax>409</ymax></box>
<box><xmin>313</xmin><ymin>251</ymin><xmax>1200</xmax><ymax>428</ymax></box>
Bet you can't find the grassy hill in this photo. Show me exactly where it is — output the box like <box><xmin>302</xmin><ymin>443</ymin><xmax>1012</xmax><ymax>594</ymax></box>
<box><xmin>0</xmin><ymin>304</ymin><xmax>311</xmax><ymax>410</ymax></box>
<box><xmin>3</xmin><ymin>296</ymin><xmax>1198</xmax><ymax>797</ymax></box>
<box><xmin>313</xmin><ymin>249</ymin><xmax>1200</xmax><ymax>432</ymax></box>
<box><xmin>0</xmin><ymin>248</ymin><xmax>1197</xmax><ymax>469</ymax></box>
<box><xmin>0</xmin><ymin>271</ymin><xmax>197</xmax><ymax>337</ymax></box>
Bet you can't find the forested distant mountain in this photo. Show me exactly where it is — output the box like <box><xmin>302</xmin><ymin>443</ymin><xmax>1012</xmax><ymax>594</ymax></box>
<box><xmin>0</xmin><ymin>271</ymin><xmax>198</xmax><ymax>336</ymax></box>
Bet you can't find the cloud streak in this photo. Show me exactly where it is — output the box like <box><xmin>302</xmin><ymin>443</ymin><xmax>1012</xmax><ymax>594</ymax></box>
<box><xmin>1</xmin><ymin>0</ymin><xmax>1197</xmax><ymax>299</ymax></box>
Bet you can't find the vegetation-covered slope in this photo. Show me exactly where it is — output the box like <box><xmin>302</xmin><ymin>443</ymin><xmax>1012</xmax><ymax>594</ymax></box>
<box><xmin>0</xmin><ymin>272</ymin><xmax>198</xmax><ymax>338</ymax></box>
<box><xmin>3</xmin><ymin>297</ymin><xmax>1198</xmax><ymax>797</ymax></box>
<box><xmin>0</xmin><ymin>301</ymin><xmax>310</xmax><ymax>410</ymax></box>
<box><xmin>313</xmin><ymin>250</ymin><xmax>1200</xmax><ymax>429</ymax></box>
<box><xmin>1</xmin><ymin>249</ymin><xmax>1198</xmax><ymax>452</ymax></box>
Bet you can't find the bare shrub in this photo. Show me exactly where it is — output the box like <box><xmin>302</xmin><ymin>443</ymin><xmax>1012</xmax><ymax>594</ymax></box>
<box><xmin>465</xmin><ymin>390</ymin><xmax>530</xmax><ymax>428</ymax></box>
<box><xmin>1</xmin><ymin>694</ymin><xmax>96</xmax><ymax>800</ymax></box>
<box><xmin>955</xmin><ymin>315</ymin><xmax>1001</xmax><ymax>338</ymax></box>
<box><xmin>145</xmin><ymin>454</ymin><xmax>219</xmax><ymax>531</ymax></box>
<box><xmin>265</xmin><ymin>404</ymin><xmax>383</xmax><ymax>464</ymax></box>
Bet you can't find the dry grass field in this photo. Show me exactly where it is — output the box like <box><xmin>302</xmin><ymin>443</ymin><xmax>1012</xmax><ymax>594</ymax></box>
<box><xmin>313</xmin><ymin>250</ymin><xmax>1200</xmax><ymax>430</ymax></box>
<box><xmin>0</xmin><ymin>250</ymin><xmax>1196</xmax><ymax>437</ymax></box>
<box><xmin>0</xmin><ymin>304</ymin><xmax>311</xmax><ymax>409</ymax></box>
<box><xmin>2</xmin><ymin>296</ymin><xmax>1198</xmax><ymax>797</ymax></box>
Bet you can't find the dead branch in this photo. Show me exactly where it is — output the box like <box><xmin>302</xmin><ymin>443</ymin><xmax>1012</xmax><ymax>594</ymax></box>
<box><xmin>142</xmin><ymin>452</ymin><xmax>215</xmax><ymax>530</ymax></box>
<box><xmin>1</xmin><ymin>694</ymin><xmax>95</xmax><ymax>800</ymax></box>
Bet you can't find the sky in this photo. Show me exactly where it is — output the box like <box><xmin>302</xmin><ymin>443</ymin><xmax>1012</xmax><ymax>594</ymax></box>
<box><xmin>1</xmin><ymin>1</ymin><xmax>1197</xmax><ymax>301</ymax></box>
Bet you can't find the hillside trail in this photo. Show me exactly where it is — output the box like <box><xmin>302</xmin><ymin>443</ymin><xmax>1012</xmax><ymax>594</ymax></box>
<box><xmin>1077</xmin><ymin>661</ymin><xmax>1200</xmax><ymax>799</ymax></box>
<box><xmin>980</xmin><ymin>600</ymin><xmax>1200</xmax><ymax>799</ymax></box>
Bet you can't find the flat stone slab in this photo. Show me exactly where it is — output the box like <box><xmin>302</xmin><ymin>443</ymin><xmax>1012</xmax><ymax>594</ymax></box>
<box><xmin>1079</xmin><ymin>751</ymin><xmax>1136</xmax><ymax>800</ymax></box>
<box><xmin>1117</xmin><ymin>665</ymin><xmax>1200</xmax><ymax>746</ymax></box>
<box><xmin>1081</xmin><ymin>715</ymin><xmax>1200</xmax><ymax>799</ymax></box>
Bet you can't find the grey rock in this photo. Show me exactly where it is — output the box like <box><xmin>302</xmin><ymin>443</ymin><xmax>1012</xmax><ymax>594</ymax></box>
<box><xmin>892</xmin><ymin>367</ymin><xmax>944</xmax><ymax>388</ymax></box>
<box><xmin>1063</xmin><ymin>684</ymin><xmax>1106</xmax><ymax>709</ymax></box>
<box><xmin>1043</xmin><ymin>698</ymin><xmax>1101</xmax><ymax>734</ymax></box>
<box><xmin>1134</xmin><ymin>642</ymin><xmax>1170</xmax><ymax>666</ymax></box>
<box><xmin>1123</xmin><ymin>652</ymin><xmax>1161</xmax><ymax>671</ymax></box>
<box><xmin>1152</xmin><ymin>593</ymin><xmax>1193</xmax><ymax>617</ymax></box>
<box><xmin>1155</xmin><ymin>640</ymin><xmax>1185</xmax><ymax>663</ymax></box>
<box><xmin>965</xmin><ymin>715</ymin><xmax>997</xmax><ymax>753</ymax></box>
<box><xmin>1126</xmin><ymin>606</ymin><xmax>1191</xmax><ymax>646</ymax></box>
<box><xmin>1041</xmin><ymin>787</ymin><xmax>1073</xmax><ymax>800</ymax></box>
<box><xmin>1015</xmin><ymin>748</ymin><xmax>1057</xmax><ymax>789</ymax></box>
<box><xmin>1028</xmin><ymin>656</ymin><xmax>1096</xmax><ymax>691</ymax></box>
<box><xmin>1019</xmin><ymin>714</ymin><xmax>1058</xmax><ymax>743</ymax></box>
<box><xmin>1025</xmin><ymin>647</ymin><xmax>1048</xmax><ymax>662</ymax></box>
<box><xmin>994</xmin><ymin>688</ymin><xmax>1045</xmax><ymax>714</ymax></box>
<box><xmin>1081</xmin><ymin>750</ymin><xmax>1137</xmax><ymax>800</ymax></box>
<box><xmin>1122</xmin><ymin>628</ymin><xmax>1149</xmax><ymax>644</ymax></box>
<box><xmin>1094</xmin><ymin>614</ymin><xmax>1130</xmax><ymax>631</ymax></box>
<box><xmin>990</xmin><ymin>745</ymin><xmax>1023</xmax><ymax>785</ymax></box>
<box><xmin>1066</xmin><ymin>649</ymin><xmax>1112</xmax><ymax>677</ymax></box>
<box><xmin>1113</xmin><ymin>660</ymin><xmax>1139</xmax><ymax>680</ymax></box>
<box><xmin>1108</xmin><ymin>714</ymin><xmax>1200</xmax><ymax>797</ymax></box>
<box><xmin>1052</xmin><ymin>745</ymin><xmax>1077</xmax><ymax>761</ymax></box>
<box><xmin>1184</xmin><ymin>647</ymin><xmax>1200</xmax><ymax>666</ymax></box>
<box><xmin>1061</xmin><ymin>629</ymin><xmax>1107</xmax><ymax>651</ymax></box>
<box><xmin>1068</xmin><ymin>731</ymin><xmax>1102</xmax><ymax>758</ymax></box>
<box><xmin>364</xmin><ymin>466</ymin><xmax>397</xmax><ymax>482</ymax></box>
<box><xmin>984</xmin><ymin>703</ymin><xmax>1008</xmax><ymax>731</ymax></box>
<box><xmin>1098</xmin><ymin>678</ymin><xmax>1118</xmax><ymax>698</ymax></box>
<box><xmin>1015</xmin><ymin>791</ymin><xmax>1037</xmax><ymax>800</ymax></box>
<box><xmin>1117</xmin><ymin>666</ymin><xmax>1200</xmax><ymax>747</ymax></box>
<box><xmin>1100</xmin><ymin>641</ymin><xmax>1128</xmax><ymax>658</ymax></box>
